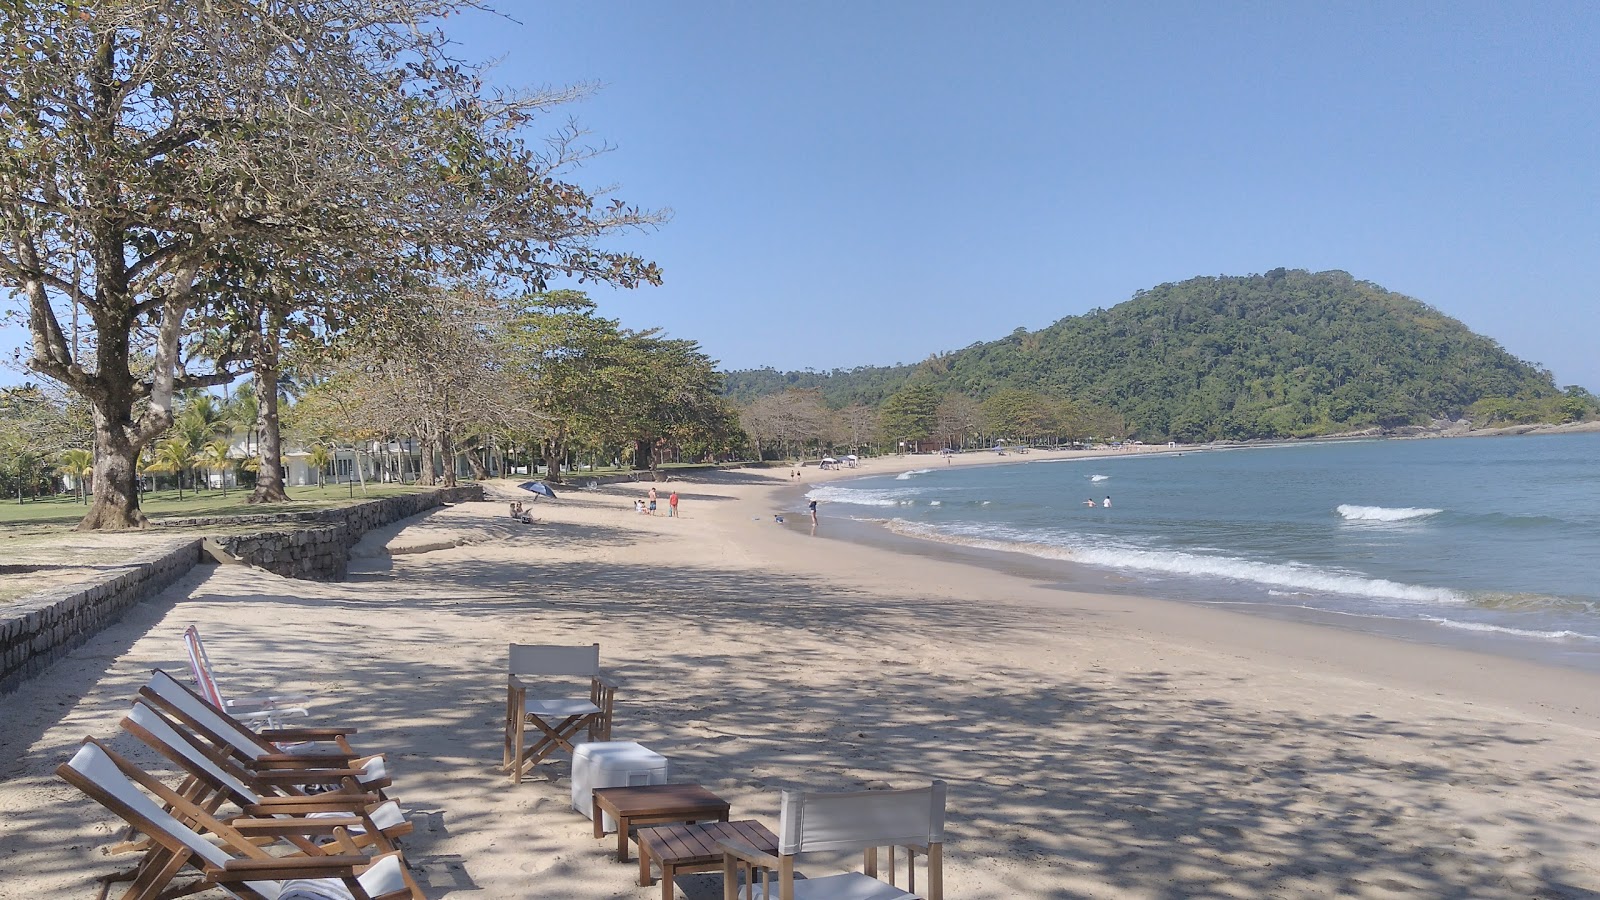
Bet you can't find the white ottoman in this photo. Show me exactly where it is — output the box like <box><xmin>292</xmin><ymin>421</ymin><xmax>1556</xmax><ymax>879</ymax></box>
<box><xmin>571</xmin><ymin>741</ymin><xmax>670</xmax><ymax>832</ymax></box>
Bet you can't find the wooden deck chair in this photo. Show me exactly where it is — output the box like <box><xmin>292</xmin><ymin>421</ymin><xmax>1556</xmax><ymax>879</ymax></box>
<box><xmin>117</xmin><ymin>701</ymin><xmax>411</xmax><ymax>856</ymax></box>
<box><xmin>720</xmin><ymin>781</ymin><xmax>947</xmax><ymax>900</ymax></box>
<box><xmin>502</xmin><ymin>643</ymin><xmax>616</xmax><ymax>784</ymax></box>
<box><xmin>183</xmin><ymin>625</ymin><xmax>311</xmax><ymax>730</ymax></box>
<box><xmin>138</xmin><ymin>669</ymin><xmax>392</xmax><ymax>794</ymax></box>
<box><xmin>58</xmin><ymin>738</ymin><xmax>419</xmax><ymax>900</ymax></box>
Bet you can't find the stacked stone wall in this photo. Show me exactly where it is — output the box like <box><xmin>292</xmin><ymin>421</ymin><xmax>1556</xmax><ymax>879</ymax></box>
<box><xmin>0</xmin><ymin>540</ymin><xmax>202</xmax><ymax>693</ymax></box>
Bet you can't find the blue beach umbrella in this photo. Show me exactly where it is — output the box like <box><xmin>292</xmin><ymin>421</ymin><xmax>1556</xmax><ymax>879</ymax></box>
<box><xmin>519</xmin><ymin>481</ymin><xmax>558</xmax><ymax>500</ymax></box>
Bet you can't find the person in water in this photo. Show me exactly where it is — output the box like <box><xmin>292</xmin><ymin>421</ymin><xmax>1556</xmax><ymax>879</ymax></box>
<box><xmin>1103</xmin><ymin>496</ymin><xmax>1112</xmax><ymax>508</ymax></box>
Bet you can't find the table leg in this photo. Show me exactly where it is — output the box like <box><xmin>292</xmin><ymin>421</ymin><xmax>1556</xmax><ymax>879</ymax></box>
<box><xmin>593</xmin><ymin>799</ymin><xmax>604</xmax><ymax>840</ymax></box>
<box><xmin>638</xmin><ymin>838</ymin><xmax>651</xmax><ymax>886</ymax></box>
<box><xmin>660</xmin><ymin>861</ymin><xmax>675</xmax><ymax>900</ymax></box>
<box><xmin>616</xmin><ymin>814</ymin><xmax>630</xmax><ymax>862</ymax></box>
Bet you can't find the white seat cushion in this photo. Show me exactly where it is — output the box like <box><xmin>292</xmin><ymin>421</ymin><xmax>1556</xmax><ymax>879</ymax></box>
<box><xmin>749</xmin><ymin>872</ymin><xmax>919</xmax><ymax>900</ymax></box>
<box><xmin>304</xmin><ymin>800</ymin><xmax>405</xmax><ymax>835</ymax></box>
<box><xmin>524</xmin><ymin>697</ymin><xmax>601</xmax><ymax>719</ymax></box>
<box><xmin>274</xmin><ymin>852</ymin><xmax>407</xmax><ymax>899</ymax></box>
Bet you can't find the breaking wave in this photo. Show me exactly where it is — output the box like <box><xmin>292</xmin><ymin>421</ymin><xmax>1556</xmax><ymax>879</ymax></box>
<box><xmin>884</xmin><ymin>520</ymin><xmax>1467</xmax><ymax>606</ymax></box>
<box><xmin>1336</xmin><ymin>504</ymin><xmax>1443</xmax><ymax>523</ymax></box>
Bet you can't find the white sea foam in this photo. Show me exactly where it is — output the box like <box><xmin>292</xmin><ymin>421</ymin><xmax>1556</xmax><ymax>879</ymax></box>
<box><xmin>1420</xmin><ymin>617</ymin><xmax>1600</xmax><ymax>643</ymax></box>
<box><xmin>806</xmin><ymin>484</ymin><xmax>918</xmax><ymax>508</ymax></box>
<box><xmin>884</xmin><ymin>520</ymin><xmax>1467</xmax><ymax>606</ymax></box>
<box><xmin>1091</xmin><ymin>474</ymin><xmax>1111</xmax><ymax>482</ymax></box>
<box><xmin>895</xmin><ymin>469</ymin><xmax>934</xmax><ymax>480</ymax></box>
<box><xmin>928</xmin><ymin>500</ymin><xmax>941</xmax><ymax>506</ymax></box>
<box><xmin>1336</xmin><ymin>504</ymin><xmax>1443</xmax><ymax>523</ymax></box>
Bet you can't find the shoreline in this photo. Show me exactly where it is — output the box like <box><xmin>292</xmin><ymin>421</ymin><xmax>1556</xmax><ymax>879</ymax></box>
<box><xmin>786</xmin><ymin>439</ymin><xmax>1600</xmax><ymax>675</ymax></box>
<box><xmin>3</xmin><ymin>458</ymin><xmax>1599</xmax><ymax>897</ymax></box>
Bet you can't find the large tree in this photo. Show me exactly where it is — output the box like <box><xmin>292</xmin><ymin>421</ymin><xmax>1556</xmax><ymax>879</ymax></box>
<box><xmin>1</xmin><ymin>1</ymin><xmax>662</xmax><ymax>528</ymax></box>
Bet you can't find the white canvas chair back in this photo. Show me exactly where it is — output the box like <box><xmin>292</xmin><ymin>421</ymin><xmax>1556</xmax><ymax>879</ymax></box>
<box><xmin>61</xmin><ymin>742</ymin><xmax>275</xmax><ymax>898</ymax></box>
<box><xmin>508</xmin><ymin>643</ymin><xmax>600</xmax><ymax>677</ymax></box>
<box><xmin>62</xmin><ymin>740</ymin><xmax>410</xmax><ymax>900</ymax></box>
<box><xmin>126</xmin><ymin>701</ymin><xmax>260</xmax><ymax>804</ymax></box>
<box><xmin>778</xmin><ymin>782</ymin><xmax>947</xmax><ymax>856</ymax></box>
<box><xmin>144</xmin><ymin>668</ymin><xmax>267</xmax><ymax>759</ymax></box>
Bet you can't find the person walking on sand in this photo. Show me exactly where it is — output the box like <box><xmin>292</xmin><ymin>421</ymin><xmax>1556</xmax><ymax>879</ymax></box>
<box><xmin>668</xmin><ymin>491</ymin><xmax>679</xmax><ymax>517</ymax></box>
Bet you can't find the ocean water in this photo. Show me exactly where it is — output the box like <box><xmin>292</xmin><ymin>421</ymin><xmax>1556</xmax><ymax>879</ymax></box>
<box><xmin>805</xmin><ymin>434</ymin><xmax>1600</xmax><ymax>668</ymax></box>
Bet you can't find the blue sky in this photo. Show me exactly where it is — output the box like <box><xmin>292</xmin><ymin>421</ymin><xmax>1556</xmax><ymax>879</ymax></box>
<box><xmin>5</xmin><ymin>2</ymin><xmax>1597</xmax><ymax>388</ymax></box>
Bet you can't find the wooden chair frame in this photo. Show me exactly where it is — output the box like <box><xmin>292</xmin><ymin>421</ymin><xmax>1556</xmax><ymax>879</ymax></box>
<box><xmin>137</xmin><ymin>669</ymin><xmax>391</xmax><ymax>794</ymax></box>
<box><xmin>115</xmin><ymin>701</ymin><xmax>411</xmax><ymax>858</ymax></box>
<box><xmin>501</xmin><ymin>643</ymin><xmax>616</xmax><ymax>784</ymax></box>
<box><xmin>57</xmin><ymin>738</ymin><xmax>418</xmax><ymax>900</ymax></box>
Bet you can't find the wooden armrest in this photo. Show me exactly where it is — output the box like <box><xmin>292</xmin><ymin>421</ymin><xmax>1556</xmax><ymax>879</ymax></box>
<box><xmin>242</xmin><ymin>796</ymin><xmax>376</xmax><ymax>815</ymax></box>
<box><xmin>718</xmin><ymin>838</ymin><xmax>782</xmax><ymax>869</ymax></box>
<box><xmin>230</xmin><ymin>815</ymin><xmax>366</xmax><ymax>837</ymax></box>
<box><xmin>248</xmin><ymin>768</ymin><xmax>365</xmax><ymax>785</ymax></box>
<box><xmin>211</xmin><ymin>854</ymin><xmax>368</xmax><ymax>881</ymax></box>
<box><xmin>259</xmin><ymin>727</ymin><xmax>355</xmax><ymax>740</ymax></box>
<box><xmin>249</xmin><ymin>753</ymin><xmax>359</xmax><ymax>767</ymax></box>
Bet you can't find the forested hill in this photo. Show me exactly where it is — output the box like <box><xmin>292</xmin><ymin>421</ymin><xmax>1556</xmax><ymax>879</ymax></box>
<box><xmin>723</xmin><ymin>269</ymin><xmax>1578</xmax><ymax>441</ymax></box>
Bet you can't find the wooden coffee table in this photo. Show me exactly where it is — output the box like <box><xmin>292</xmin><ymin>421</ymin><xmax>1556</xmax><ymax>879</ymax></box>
<box><xmin>636</xmin><ymin>819</ymin><xmax>779</xmax><ymax>900</ymax></box>
<box><xmin>591</xmin><ymin>783</ymin><xmax>730</xmax><ymax>862</ymax></box>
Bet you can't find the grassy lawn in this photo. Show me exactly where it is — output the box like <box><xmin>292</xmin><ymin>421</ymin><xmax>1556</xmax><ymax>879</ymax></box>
<box><xmin>0</xmin><ymin>483</ymin><xmax>435</xmax><ymax>528</ymax></box>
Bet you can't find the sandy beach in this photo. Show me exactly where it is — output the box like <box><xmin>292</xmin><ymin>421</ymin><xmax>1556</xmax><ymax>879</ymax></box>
<box><xmin>4</xmin><ymin>449</ymin><xmax>1600</xmax><ymax>899</ymax></box>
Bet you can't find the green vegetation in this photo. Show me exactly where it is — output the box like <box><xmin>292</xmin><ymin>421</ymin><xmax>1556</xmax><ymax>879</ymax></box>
<box><xmin>0</xmin><ymin>484</ymin><xmax>427</xmax><ymax>529</ymax></box>
<box><xmin>725</xmin><ymin>269</ymin><xmax>1596</xmax><ymax>442</ymax></box>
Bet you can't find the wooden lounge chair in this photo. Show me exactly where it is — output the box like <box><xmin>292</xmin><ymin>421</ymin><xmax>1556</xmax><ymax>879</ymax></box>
<box><xmin>502</xmin><ymin>643</ymin><xmax>616</xmax><ymax>784</ymax></box>
<box><xmin>720</xmin><ymin>781</ymin><xmax>947</xmax><ymax>900</ymax></box>
<box><xmin>117</xmin><ymin>700</ymin><xmax>411</xmax><ymax>855</ymax></box>
<box><xmin>138</xmin><ymin>668</ymin><xmax>392</xmax><ymax>794</ymax></box>
<box><xmin>183</xmin><ymin>624</ymin><xmax>312</xmax><ymax>730</ymax></box>
<box><xmin>58</xmin><ymin>738</ymin><xmax>419</xmax><ymax>900</ymax></box>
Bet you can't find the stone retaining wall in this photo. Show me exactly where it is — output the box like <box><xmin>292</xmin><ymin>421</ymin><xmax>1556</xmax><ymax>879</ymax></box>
<box><xmin>212</xmin><ymin>485</ymin><xmax>484</xmax><ymax>581</ymax></box>
<box><xmin>0</xmin><ymin>484</ymin><xmax>484</xmax><ymax>693</ymax></box>
<box><xmin>0</xmin><ymin>539</ymin><xmax>202</xmax><ymax>693</ymax></box>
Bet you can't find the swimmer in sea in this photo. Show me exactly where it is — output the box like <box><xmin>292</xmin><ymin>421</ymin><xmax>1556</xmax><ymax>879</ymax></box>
<box><xmin>1083</xmin><ymin>498</ymin><xmax>1097</xmax><ymax>507</ymax></box>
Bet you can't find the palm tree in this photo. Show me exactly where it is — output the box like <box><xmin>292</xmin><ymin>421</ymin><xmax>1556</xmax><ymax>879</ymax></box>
<box><xmin>197</xmin><ymin>439</ymin><xmax>234</xmax><ymax>497</ymax></box>
<box><xmin>306</xmin><ymin>444</ymin><xmax>334</xmax><ymax>490</ymax></box>
<box><xmin>143</xmin><ymin>436</ymin><xmax>196</xmax><ymax>500</ymax></box>
<box><xmin>56</xmin><ymin>448</ymin><xmax>94</xmax><ymax>504</ymax></box>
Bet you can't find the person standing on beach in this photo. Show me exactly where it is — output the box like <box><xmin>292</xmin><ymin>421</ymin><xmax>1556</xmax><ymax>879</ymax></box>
<box><xmin>809</xmin><ymin>498</ymin><xmax>818</xmax><ymax>525</ymax></box>
<box><xmin>668</xmin><ymin>491</ymin><xmax>679</xmax><ymax>517</ymax></box>
<box><xmin>648</xmin><ymin>486</ymin><xmax>658</xmax><ymax>515</ymax></box>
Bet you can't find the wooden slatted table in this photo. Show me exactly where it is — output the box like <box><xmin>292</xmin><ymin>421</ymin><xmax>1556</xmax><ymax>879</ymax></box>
<box><xmin>635</xmin><ymin>819</ymin><xmax>779</xmax><ymax>900</ymax></box>
<box><xmin>591</xmin><ymin>783</ymin><xmax>731</xmax><ymax>862</ymax></box>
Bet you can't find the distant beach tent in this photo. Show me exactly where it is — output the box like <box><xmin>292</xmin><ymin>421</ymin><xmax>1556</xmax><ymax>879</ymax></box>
<box><xmin>519</xmin><ymin>481</ymin><xmax>558</xmax><ymax>500</ymax></box>
<box><xmin>821</xmin><ymin>457</ymin><xmax>838</xmax><ymax>463</ymax></box>
<box><xmin>844</xmin><ymin>454</ymin><xmax>858</xmax><ymax>460</ymax></box>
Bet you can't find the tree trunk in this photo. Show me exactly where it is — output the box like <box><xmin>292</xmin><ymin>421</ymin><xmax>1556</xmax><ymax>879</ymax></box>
<box><xmin>439</xmin><ymin>432</ymin><xmax>457</xmax><ymax>488</ymax></box>
<box><xmin>250</xmin><ymin>312</ymin><xmax>291</xmax><ymax>503</ymax></box>
<box><xmin>466</xmin><ymin>448</ymin><xmax>488</xmax><ymax>480</ymax></box>
<box><xmin>541</xmin><ymin>430</ymin><xmax>569</xmax><ymax>483</ymax></box>
<box><xmin>77</xmin><ymin>406</ymin><xmax>148</xmax><ymax>530</ymax></box>
<box><xmin>418</xmin><ymin>432</ymin><xmax>438</xmax><ymax>486</ymax></box>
